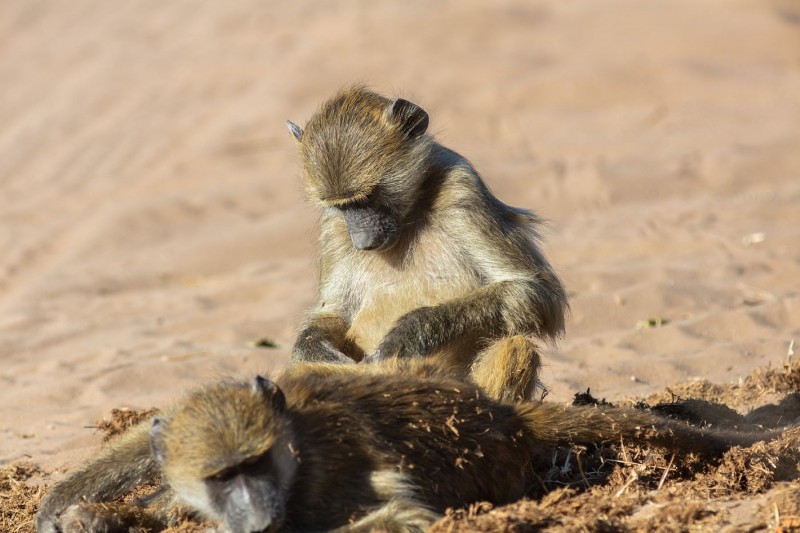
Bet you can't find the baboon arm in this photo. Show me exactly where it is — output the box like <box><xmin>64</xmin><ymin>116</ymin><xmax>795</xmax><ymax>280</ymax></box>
<box><xmin>371</xmin><ymin>279</ymin><xmax>559</xmax><ymax>360</ymax></box>
<box><xmin>467</xmin><ymin>221</ymin><xmax>568</xmax><ymax>342</ymax></box>
<box><xmin>292</xmin><ymin>313</ymin><xmax>363</xmax><ymax>363</ymax></box>
<box><xmin>36</xmin><ymin>420</ymin><xmax>160</xmax><ymax>533</ymax></box>
<box><xmin>49</xmin><ymin>501</ymin><xmax>170</xmax><ymax>533</ymax></box>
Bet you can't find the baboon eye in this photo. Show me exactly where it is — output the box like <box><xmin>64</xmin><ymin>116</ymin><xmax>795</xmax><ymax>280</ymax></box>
<box><xmin>242</xmin><ymin>451</ymin><xmax>274</xmax><ymax>474</ymax></box>
<box><xmin>336</xmin><ymin>192</ymin><xmax>375</xmax><ymax>211</ymax></box>
<box><xmin>242</xmin><ymin>455</ymin><xmax>261</xmax><ymax>466</ymax></box>
<box><xmin>337</xmin><ymin>200</ymin><xmax>364</xmax><ymax>212</ymax></box>
<box><xmin>207</xmin><ymin>467</ymin><xmax>237</xmax><ymax>483</ymax></box>
<box><xmin>205</xmin><ymin>451</ymin><xmax>273</xmax><ymax>484</ymax></box>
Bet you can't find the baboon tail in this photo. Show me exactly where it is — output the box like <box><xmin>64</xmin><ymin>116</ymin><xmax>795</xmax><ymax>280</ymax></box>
<box><xmin>516</xmin><ymin>402</ymin><xmax>777</xmax><ymax>456</ymax></box>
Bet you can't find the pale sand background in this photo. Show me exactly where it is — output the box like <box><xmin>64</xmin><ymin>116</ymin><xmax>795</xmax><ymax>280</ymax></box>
<box><xmin>1</xmin><ymin>1</ymin><xmax>799</xmax><ymax>473</ymax></box>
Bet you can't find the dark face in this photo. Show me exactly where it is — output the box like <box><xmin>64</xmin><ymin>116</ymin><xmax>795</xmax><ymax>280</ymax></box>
<box><xmin>204</xmin><ymin>451</ymin><xmax>285</xmax><ymax>533</ymax></box>
<box><xmin>335</xmin><ymin>198</ymin><xmax>400</xmax><ymax>251</ymax></box>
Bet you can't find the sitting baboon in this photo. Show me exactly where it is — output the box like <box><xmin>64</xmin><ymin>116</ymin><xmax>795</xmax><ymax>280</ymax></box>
<box><xmin>288</xmin><ymin>86</ymin><xmax>568</xmax><ymax>401</ymax></box>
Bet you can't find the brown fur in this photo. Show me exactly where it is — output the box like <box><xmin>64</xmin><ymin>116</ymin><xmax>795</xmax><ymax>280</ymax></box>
<box><xmin>288</xmin><ymin>86</ymin><xmax>568</xmax><ymax>402</ymax></box>
<box><xmin>37</xmin><ymin>360</ymin><xmax>776</xmax><ymax>533</ymax></box>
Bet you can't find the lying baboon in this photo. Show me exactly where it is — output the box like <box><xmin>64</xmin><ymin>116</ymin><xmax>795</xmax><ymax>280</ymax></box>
<box><xmin>288</xmin><ymin>86</ymin><xmax>568</xmax><ymax>401</ymax></box>
<box><xmin>37</xmin><ymin>360</ymin><xmax>776</xmax><ymax>533</ymax></box>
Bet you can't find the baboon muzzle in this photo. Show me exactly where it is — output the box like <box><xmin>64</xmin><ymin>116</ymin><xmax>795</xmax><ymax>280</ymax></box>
<box><xmin>340</xmin><ymin>203</ymin><xmax>399</xmax><ymax>251</ymax></box>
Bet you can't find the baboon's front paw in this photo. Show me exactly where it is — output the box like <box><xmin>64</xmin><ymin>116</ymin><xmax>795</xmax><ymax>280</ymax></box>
<box><xmin>369</xmin><ymin>336</ymin><xmax>421</xmax><ymax>362</ymax></box>
<box><xmin>373</xmin><ymin>309</ymin><xmax>439</xmax><ymax>360</ymax></box>
<box><xmin>361</xmin><ymin>350</ymin><xmax>388</xmax><ymax>364</ymax></box>
<box><xmin>315</xmin><ymin>342</ymin><xmax>354</xmax><ymax>364</ymax></box>
<box><xmin>367</xmin><ymin>337</ymin><xmax>408</xmax><ymax>362</ymax></box>
<box><xmin>57</xmin><ymin>502</ymin><xmax>131</xmax><ymax>533</ymax></box>
<box><xmin>35</xmin><ymin>513</ymin><xmax>59</xmax><ymax>533</ymax></box>
<box><xmin>292</xmin><ymin>339</ymin><xmax>353</xmax><ymax>364</ymax></box>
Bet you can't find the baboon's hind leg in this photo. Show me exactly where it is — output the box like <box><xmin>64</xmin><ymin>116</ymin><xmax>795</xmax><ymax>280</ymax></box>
<box><xmin>471</xmin><ymin>335</ymin><xmax>542</xmax><ymax>403</ymax></box>
<box><xmin>333</xmin><ymin>498</ymin><xmax>440</xmax><ymax>533</ymax></box>
<box><xmin>333</xmin><ymin>470</ymin><xmax>440</xmax><ymax>532</ymax></box>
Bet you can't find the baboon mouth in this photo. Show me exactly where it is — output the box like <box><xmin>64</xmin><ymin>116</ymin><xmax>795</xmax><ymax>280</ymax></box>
<box><xmin>351</xmin><ymin>233</ymin><xmax>397</xmax><ymax>251</ymax></box>
<box><xmin>341</xmin><ymin>203</ymin><xmax>399</xmax><ymax>251</ymax></box>
<box><xmin>347</xmin><ymin>224</ymin><xmax>399</xmax><ymax>250</ymax></box>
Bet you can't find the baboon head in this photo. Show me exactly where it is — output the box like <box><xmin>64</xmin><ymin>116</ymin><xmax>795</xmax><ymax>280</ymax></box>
<box><xmin>150</xmin><ymin>377</ymin><xmax>298</xmax><ymax>533</ymax></box>
<box><xmin>287</xmin><ymin>86</ymin><xmax>433</xmax><ymax>251</ymax></box>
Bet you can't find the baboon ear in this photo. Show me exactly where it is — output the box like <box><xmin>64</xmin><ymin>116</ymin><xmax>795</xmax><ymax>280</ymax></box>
<box><xmin>388</xmin><ymin>98</ymin><xmax>429</xmax><ymax>139</ymax></box>
<box><xmin>286</xmin><ymin>120</ymin><xmax>304</xmax><ymax>142</ymax></box>
<box><xmin>253</xmin><ymin>375</ymin><xmax>286</xmax><ymax>413</ymax></box>
<box><xmin>149</xmin><ymin>416</ymin><xmax>168</xmax><ymax>464</ymax></box>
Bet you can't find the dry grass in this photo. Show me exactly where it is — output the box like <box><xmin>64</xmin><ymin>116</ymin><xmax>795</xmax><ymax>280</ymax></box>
<box><xmin>0</xmin><ymin>462</ymin><xmax>45</xmax><ymax>533</ymax></box>
<box><xmin>95</xmin><ymin>407</ymin><xmax>160</xmax><ymax>443</ymax></box>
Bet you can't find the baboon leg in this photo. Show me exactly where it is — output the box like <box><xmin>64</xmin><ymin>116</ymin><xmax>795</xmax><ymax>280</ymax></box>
<box><xmin>334</xmin><ymin>470</ymin><xmax>440</xmax><ymax>532</ymax></box>
<box><xmin>471</xmin><ymin>336</ymin><xmax>541</xmax><ymax>403</ymax></box>
<box><xmin>334</xmin><ymin>498</ymin><xmax>440</xmax><ymax>533</ymax></box>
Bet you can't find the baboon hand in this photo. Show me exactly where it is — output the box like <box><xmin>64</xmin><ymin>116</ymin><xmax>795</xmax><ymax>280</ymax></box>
<box><xmin>362</xmin><ymin>336</ymin><xmax>421</xmax><ymax>363</ymax></box>
<box><xmin>51</xmin><ymin>503</ymin><xmax>123</xmax><ymax>533</ymax></box>
<box><xmin>366</xmin><ymin>308</ymin><xmax>440</xmax><ymax>363</ymax></box>
<box><xmin>49</xmin><ymin>502</ymin><xmax>161</xmax><ymax>533</ymax></box>
<box><xmin>292</xmin><ymin>336</ymin><xmax>354</xmax><ymax>364</ymax></box>
<box><xmin>35</xmin><ymin>514</ymin><xmax>57</xmax><ymax>533</ymax></box>
<box><xmin>35</xmin><ymin>498</ymin><xmax>65</xmax><ymax>533</ymax></box>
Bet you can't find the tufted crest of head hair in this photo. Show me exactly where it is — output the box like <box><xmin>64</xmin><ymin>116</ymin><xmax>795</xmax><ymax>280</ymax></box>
<box><xmin>295</xmin><ymin>86</ymin><xmax>432</xmax><ymax>208</ymax></box>
<box><xmin>158</xmin><ymin>381</ymin><xmax>286</xmax><ymax>479</ymax></box>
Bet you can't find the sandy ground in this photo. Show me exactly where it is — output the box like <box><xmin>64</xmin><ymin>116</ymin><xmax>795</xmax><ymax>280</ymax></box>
<box><xmin>1</xmin><ymin>0</ymin><xmax>799</xmax><ymax>502</ymax></box>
